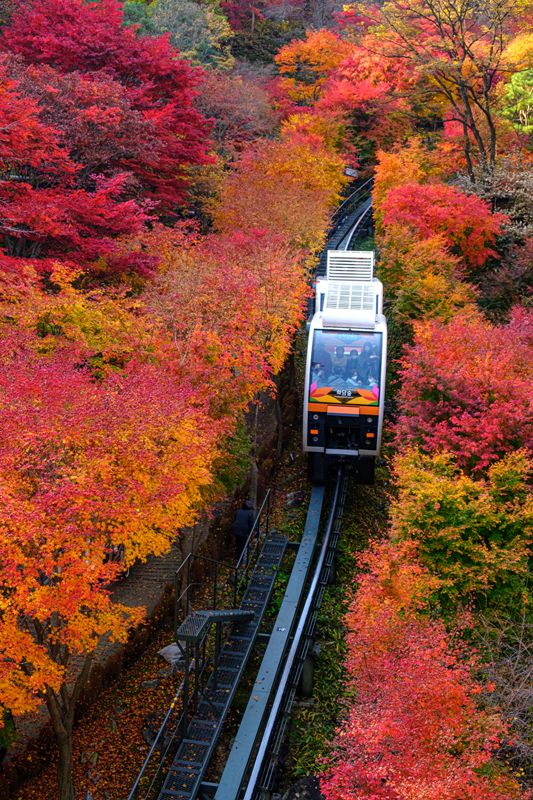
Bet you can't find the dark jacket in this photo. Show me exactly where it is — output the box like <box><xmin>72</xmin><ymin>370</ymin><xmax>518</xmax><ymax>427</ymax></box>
<box><xmin>232</xmin><ymin>509</ymin><xmax>254</xmax><ymax>539</ymax></box>
<box><xmin>357</xmin><ymin>353</ymin><xmax>372</xmax><ymax>381</ymax></box>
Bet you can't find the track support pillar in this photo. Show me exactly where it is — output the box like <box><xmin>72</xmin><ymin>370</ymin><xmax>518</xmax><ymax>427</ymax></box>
<box><xmin>299</xmin><ymin>642</ymin><xmax>321</xmax><ymax>698</ymax></box>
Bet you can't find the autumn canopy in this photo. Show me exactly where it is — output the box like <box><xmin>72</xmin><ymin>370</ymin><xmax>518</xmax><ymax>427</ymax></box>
<box><xmin>2</xmin><ymin>0</ymin><xmax>533</xmax><ymax>798</ymax></box>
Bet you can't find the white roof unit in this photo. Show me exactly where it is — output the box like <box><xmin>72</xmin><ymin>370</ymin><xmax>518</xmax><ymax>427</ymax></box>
<box><xmin>327</xmin><ymin>250</ymin><xmax>374</xmax><ymax>283</ymax></box>
<box><xmin>325</xmin><ymin>281</ymin><xmax>375</xmax><ymax>312</ymax></box>
<box><xmin>322</xmin><ymin>281</ymin><xmax>377</xmax><ymax>329</ymax></box>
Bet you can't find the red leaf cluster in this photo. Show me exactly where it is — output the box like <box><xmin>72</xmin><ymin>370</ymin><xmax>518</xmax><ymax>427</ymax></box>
<box><xmin>0</xmin><ymin>0</ymin><xmax>214</xmax><ymax>282</ymax></box>
<box><xmin>321</xmin><ymin>540</ymin><xmax>523</xmax><ymax>800</ymax></box>
<box><xmin>316</xmin><ymin>46</ymin><xmax>416</xmax><ymax>151</ymax></box>
<box><xmin>0</xmin><ymin>63</ymin><xmax>157</xmax><ymax>278</ymax></box>
<box><xmin>2</xmin><ymin>0</ymin><xmax>213</xmax><ymax>207</ymax></box>
<box><xmin>380</xmin><ymin>182</ymin><xmax>506</xmax><ymax>271</ymax></box>
<box><xmin>397</xmin><ymin>308</ymin><xmax>533</xmax><ymax>472</ymax></box>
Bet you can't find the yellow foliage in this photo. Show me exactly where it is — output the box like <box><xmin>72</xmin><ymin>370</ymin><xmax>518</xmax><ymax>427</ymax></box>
<box><xmin>378</xmin><ymin>226</ymin><xmax>478</xmax><ymax>324</ymax></box>
<box><xmin>391</xmin><ymin>448</ymin><xmax>533</xmax><ymax>612</ymax></box>
<box><xmin>281</xmin><ymin>112</ymin><xmax>351</xmax><ymax>157</ymax></box>
<box><xmin>504</xmin><ymin>32</ymin><xmax>533</xmax><ymax>69</ymax></box>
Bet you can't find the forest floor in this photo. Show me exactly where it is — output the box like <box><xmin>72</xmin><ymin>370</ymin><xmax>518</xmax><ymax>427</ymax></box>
<box><xmin>8</xmin><ymin>545</ymin><xmax>187</xmax><ymax>764</ymax></box>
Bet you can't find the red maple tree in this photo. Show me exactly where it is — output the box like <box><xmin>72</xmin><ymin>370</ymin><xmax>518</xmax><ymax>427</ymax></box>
<box><xmin>380</xmin><ymin>182</ymin><xmax>506</xmax><ymax>271</ymax></box>
<box><xmin>1</xmin><ymin>0</ymin><xmax>213</xmax><ymax>208</ymax></box>
<box><xmin>321</xmin><ymin>539</ymin><xmax>524</xmax><ymax>800</ymax></box>
<box><xmin>0</xmin><ymin>62</ymin><xmax>160</xmax><ymax>282</ymax></box>
<box><xmin>0</xmin><ymin>61</ymin><xmax>157</xmax><ymax>280</ymax></box>
<box><xmin>0</xmin><ymin>323</ymin><xmax>223</xmax><ymax>800</ymax></box>
<box><xmin>396</xmin><ymin>308</ymin><xmax>533</xmax><ymax>472</ymax></box>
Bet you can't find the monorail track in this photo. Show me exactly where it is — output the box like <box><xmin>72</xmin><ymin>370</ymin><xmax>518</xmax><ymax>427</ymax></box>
<box><xmin>213</xmin><ymin>468</ymin><xmax>345</xmax><ymax>800</ymax></box>
<box><xmin>128</xmin><ymin>188</ymin><xmax>373</xmax><ymax>800</ymax></box>
<box><xmin>243</xmin><ymin>466</ymin><xmax>348</xmax><ymax>800</ymax></box>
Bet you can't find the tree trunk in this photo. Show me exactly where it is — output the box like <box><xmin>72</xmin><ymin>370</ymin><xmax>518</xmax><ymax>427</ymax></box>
<box><xmin>274</xmin><ymin>376</ymin><xmax>284</xmax><ymax>460</ymax></box>
<box><xmin>249</xmin><ymin>401</ymin><xmax>259</xmax><ymax>514</ymax></box>
<box><xmin>289</xmin><ymin>351</ymin><xmax>296</xmax><ymax>389</ymax></box>
<box><xmin>45</xmin><ymin>653</ymin><xmax>93</xmax><ymax>800</ymax></box>
<box><xmin>177</xmin><ymin>515</ymin><xmax>209</xmax><ymax>614</ymax></box>
<box><xmin>250</xmin><ymin>460</ymin><xmax>258</xmax><ymax>515</ymax></box>
<box><xmin>461</xmin><ymin>118</ymin><xmax>475</xmax><ymax>183</ymax></box>
<box><xmin>57</xmin><ymin>733</ymin><xmax>74</xmax><ymax>800</ymax></box>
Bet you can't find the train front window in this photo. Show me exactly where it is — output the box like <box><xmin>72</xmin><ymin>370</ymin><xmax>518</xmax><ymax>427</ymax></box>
<box><xmin>309</xmin><ymin>329</ymin><xmax>382</xmax><ymax>407</ymax></box>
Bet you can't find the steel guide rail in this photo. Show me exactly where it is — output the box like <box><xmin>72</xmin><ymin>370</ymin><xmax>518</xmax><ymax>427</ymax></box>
<box><xmin>243</xmin><ymin>465</ymin><xmax>347</xmax><ymax>800</ymax></box>
<box><xmin>327</xmin><ymin>179</ymin><xmax>373</xmax><ymax>237</ymax></box>
<box><xmin>253</xmin><ymin>472</ymin><xmax>348</xmax><ymax>798</ymax></box>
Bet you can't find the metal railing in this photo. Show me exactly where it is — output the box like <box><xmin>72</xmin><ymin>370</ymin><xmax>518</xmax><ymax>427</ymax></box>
<box><xmin>173</xmin><ymin>489</ymin><xmax>271</xmax><ymax>632</ymax></box>
<box><xmin>246</xmin><ymin>468</ymin><xmax>347</xmax><ymax>799</ymax></box>
<box><xmin>128</xmin><ymin>675</ymin><xmax>188</xmax><ymax>800</ymax></box>
<box><xmin>327</xmin><ymin>179</ymin><xmax>374</xmax><ymax>241</ymax></box>
<box><xmin>127</xmin><ymin>490</ymin><xmax>272</xmax><ymax>800</ymax></box>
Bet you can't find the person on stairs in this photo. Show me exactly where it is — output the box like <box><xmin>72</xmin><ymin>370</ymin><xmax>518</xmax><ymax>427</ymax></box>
<box><xmin>232</xmin><ymin>499</ymin><xmax>254</xmax><ymax>560</ymax></box>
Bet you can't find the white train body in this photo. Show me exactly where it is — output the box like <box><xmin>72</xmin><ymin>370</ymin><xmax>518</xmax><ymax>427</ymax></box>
<box><xmin>303</xmin><ymin>251</ymin><xmax>387</xmax><ymax>479</ymax></box>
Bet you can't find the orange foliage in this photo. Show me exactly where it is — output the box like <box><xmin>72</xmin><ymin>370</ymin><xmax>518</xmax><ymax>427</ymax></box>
<box><xmin>274</xmin><ymin>29</ymin><xmax>353</xmax><ymax>107</ymax></box>
<box><xmin>214</xmin><ymin>131</ymin><xmax>347</xmax><ymax>254</ymax></box>
<box><xmin>373</xmin><ymin>139</ymin><xmax>445</xmax><ymax>230</ymax></box>
<box><xmin>316</xmin><ymin>44</ymin><xmax>416</xmax><ymax>153</ymax></box>
<box><xmin>281</xmin><ymin>111</ymin><xmax>358</xmax><ymax>166</ymax></box>
<box><xmin>142</xmin><ymin>228</ymin><xmax>308</xmax><ymax>401</ymax></box>
<box><xmin>0</xmin><ymin>330</ymin><xmax>219</xmax><ymax>721</ymax></box>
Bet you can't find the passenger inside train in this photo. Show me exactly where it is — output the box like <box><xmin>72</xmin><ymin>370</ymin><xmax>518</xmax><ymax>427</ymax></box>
<box><xmin>309</xmin><ymin>330</ymin><xmax>383</xmax><ymax>400</ymax></box>
<box><xmin>331</xmin><ymin>346</ymin><xmax>348</xmax><ymax>370</ymax></box>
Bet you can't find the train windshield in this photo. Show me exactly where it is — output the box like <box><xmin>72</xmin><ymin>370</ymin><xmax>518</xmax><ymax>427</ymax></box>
<box><xmin>309</xmin><ymin>329</ymin><xmax>383</xmax><ymax>407</ymax></box>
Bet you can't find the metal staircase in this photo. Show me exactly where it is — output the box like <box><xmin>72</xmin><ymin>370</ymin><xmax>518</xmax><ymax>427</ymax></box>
<box><xmin>156</xmin><ymin>530</ymin><xmax>288</xmax><ymax>800</ymax></box>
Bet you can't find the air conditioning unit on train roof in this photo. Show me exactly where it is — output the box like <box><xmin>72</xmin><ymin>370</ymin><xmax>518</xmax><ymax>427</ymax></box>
<box><xmin>327</xmin><ymin>250</ymin><xmax>374</xmax><ymax>283</ymax></box>
<box><xmin>326</xmin><ymin>281</ymin><xmax>375</xmax><ymax>312</ymax></box>
<box><xmin>322</xmin><ymin>281</ymin><xmax>376</xmax><ymax>329</ymax></box>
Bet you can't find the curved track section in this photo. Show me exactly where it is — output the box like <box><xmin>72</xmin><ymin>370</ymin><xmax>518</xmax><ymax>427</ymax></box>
<box><xmin>337</xmin><ymin>197</ymin><xmax>373</xmax><ymax>251</ymax></box>
<box><xmin>317</xmin><ymin>179</ymin><xmax>374</xmax><ymax>276</ymax></box>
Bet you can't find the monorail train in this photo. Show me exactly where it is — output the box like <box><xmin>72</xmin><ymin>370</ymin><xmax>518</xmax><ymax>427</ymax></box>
<box><xmin>303</xmin><ymin>250</ymin><xmax>387</xmax><ymax>484</ymax></box>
